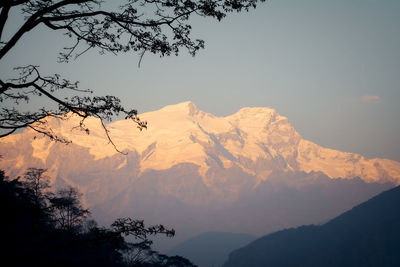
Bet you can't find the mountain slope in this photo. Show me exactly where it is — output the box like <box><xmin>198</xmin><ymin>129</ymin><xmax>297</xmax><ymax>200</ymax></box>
<box><xmin>0</xmin><ymin>101</ymin><xmax>398</xmax><ymax>250</ymax></box>
<box><xmin>223</xmin><ymin>185</ymin><xmax>400</xmax><ymax>267</ymax></box>
<box><xmin>2</xmin><ymin>101</ymin><xmax>399</xmax><ymax>185</ymax></box>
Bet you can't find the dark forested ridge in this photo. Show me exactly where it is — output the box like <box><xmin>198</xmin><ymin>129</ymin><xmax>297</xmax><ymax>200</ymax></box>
<box><xmin>0</xmin><ymin>169</ymin><xmax>195</xmax><ymax>267</ymax></box>
<box><xmin>224</xmin><ymin>185</ymin><xmax>400</xmax><ymax>267</ymax></box>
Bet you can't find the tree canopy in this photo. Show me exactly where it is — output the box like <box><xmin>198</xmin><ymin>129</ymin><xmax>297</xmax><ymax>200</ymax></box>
<box><xmin>0</xmin><ymin>0</ymin><xmax>264</xmax><ymax>148</ymax></box>
<box><xmin>0</xmin><ymin>168</ymin><xmax>196</xmax><ymax>266</ymax></box>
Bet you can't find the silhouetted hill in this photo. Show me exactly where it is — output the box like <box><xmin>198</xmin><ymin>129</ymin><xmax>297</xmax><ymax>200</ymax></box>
<box><xmin>168</xmin><ymin>232</ymin><xmax>256</xmax><ymax>267</ymax></box>
<box><xmin>224</xmin><ymin>185</ymin><xmax>400</xmax><ymax>267</ymax></box>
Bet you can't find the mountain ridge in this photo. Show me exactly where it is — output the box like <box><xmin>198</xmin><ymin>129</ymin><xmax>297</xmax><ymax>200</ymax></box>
<box><xmin>223</xmin><ymin>185</ymin><xmax>400</xmax><ymax>267</ymax></box>
<box><xmin>2</xmin><ymin>101</ymin><xmax>399</xmax><ymax>185</ymax></box>
<box><xmin>168</xmin><ymin>231</ymin><xmax>256</xmax><ymax>267</ymax></box>
<box><xmin>0</xmin><ymin>101</ymin><xmax>398</xmax><ymax>250</ymax></box>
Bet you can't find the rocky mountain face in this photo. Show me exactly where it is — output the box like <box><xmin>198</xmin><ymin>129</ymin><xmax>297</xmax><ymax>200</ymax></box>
<box><xmin>1</xmin><ymin>101</ymin><xmax>399</xmax><ymax>250</ymax></box>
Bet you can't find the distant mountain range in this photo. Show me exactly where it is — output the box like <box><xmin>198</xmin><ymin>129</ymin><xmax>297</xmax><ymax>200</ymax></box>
<box><xmin>223</xmin><ymin>185</ymin><xmax>400</xmax><ymax>267</ymax></box>
<box><xmin>168</xmin><ymin>232</ymin><xmax>256</xmax><ymax>267</ymax></box>
<box><xmin>0</xmin><ymin>101</ymin><xmax>398</xmax><ymax>250</ymax></box>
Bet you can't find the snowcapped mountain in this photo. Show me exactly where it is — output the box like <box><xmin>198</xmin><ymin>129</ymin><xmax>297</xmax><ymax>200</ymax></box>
<box><xmin>0</xmin><ymin>101</ymin><xmax>398</xmax><ymax>250</ymax></box>
<box><xmin>5</xmin><ymin>101</ymin><xmax>398</xmax><ymax>183</ymax></box>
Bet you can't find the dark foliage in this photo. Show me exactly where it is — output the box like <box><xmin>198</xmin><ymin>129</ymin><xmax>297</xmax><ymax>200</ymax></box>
<box><xmin>0</xmin><ymin>169</ymin><xmax>195</xmax><ymax>266</ymax></box>
<box><xmin>0</xmin><ymin>0</ymin><xmax>264</xmax><ymax>149</ymax></box>
<box><xmin>223</xmin><ymin>185</ymin><xmax>400</xmax><ymax>267</ymax></box>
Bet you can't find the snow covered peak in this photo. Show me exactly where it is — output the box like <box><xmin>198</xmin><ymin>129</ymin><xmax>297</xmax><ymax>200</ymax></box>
<box><xmin>227</xmin><ymin>106</ymin><xmax>283</xmax><ymax>130</ymax></box>
<box><xmin>231</xmin><ymin>106</ymin><xmax>277</xmax><ymax>118</ymax></box>
<box><xmin>159</xmin><ymin>101</ymin><xmax>202</xmax><ymax>117</ymax></box>
<box><xmin>2</xmin><ymin>101</ymin><xmax>400</xmax><ymax>185</ymax></box>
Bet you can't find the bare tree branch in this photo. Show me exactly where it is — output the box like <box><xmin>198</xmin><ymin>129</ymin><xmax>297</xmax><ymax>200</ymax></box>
<box><xmin>0</xmin><ymin>0</ymin><xmax>264</xmax><ymax>151</ymax></box>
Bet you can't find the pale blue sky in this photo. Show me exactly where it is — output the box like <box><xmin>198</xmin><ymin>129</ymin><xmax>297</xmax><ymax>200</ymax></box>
<box><xmin>1</xmin><ymin>0</ymin><xmax>400</xmax><ymax>161</ymax></box>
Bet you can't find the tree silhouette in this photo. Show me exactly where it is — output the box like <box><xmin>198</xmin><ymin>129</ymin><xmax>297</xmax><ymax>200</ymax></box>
<box><xmin>111</xmin><ymin>218</ymin><xmax>193</xmax><ymax>266</ymax></box>
<box><xmin>23</xmin><ymin>167</ymin><xmax>50</xmax><ymax>205</ymax></box>
<box><xmin>49</xmin><ymin>186</ymin><xmax>89</xmax><ymax>232</ymax></box>
<box><xmin>0</xmin><ymin>0</ymin><xmax>264</xmax><ymax>148</ymax></box>
<box><xmin>1</xmin><ymin>168</ymin><xmax>196</xmax><ymax>266</ymax></box>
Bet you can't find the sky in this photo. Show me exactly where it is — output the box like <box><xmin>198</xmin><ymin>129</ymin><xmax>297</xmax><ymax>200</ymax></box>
<box><xmin>1</xmin><ymin>0</ymin><xmax>400</xmax><ymax>161</ymax></box>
